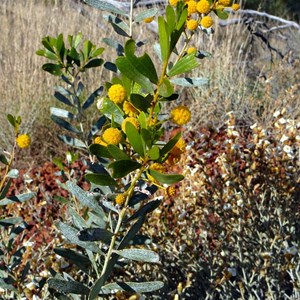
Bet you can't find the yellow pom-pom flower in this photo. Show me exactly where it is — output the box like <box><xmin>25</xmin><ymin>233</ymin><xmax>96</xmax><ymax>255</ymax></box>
<box><xmin>16</xmin><ymin>134</ymin><xmax>31</xmax><ymax>149</ymax></box>
<box><xmin>123</xmin><ymin>101</ymin><xmax>139</xmax><ymax>117</ymax></box>
<box><xmin>187</xmin><ymin>47</ymin><xmax>197</xmax><ymax>54</ymax></box>
<box><xmin>232</xmin><ymin>3</ymin><xmax>240</xmax><ymax>11</ymax></box>
<box><xmin>166</xmin><ymin>186</ymin><xmax>176</xmax><ymax>197</ymax></box>
<box><xmin>122</xmin><ymin>117</ymin><xmax>140</xmax><ymax>133</ymax></box>
<box><xmin>169</xmin><ymin>0</ymin><xmax>179</xmax><ymax>6</ymax></box>
<box><xmin>144</xmin><ymin>16</ymin><xmax>154</xmax><ymax>23</ymax></box>
<box><xmin>170</xmin><ymin>106</ymin><xmax>191</xmax><ymax>126</ymax></box>
<box><xmin>175</xmin><ymin>138</ymin><xmax>186</xmax><ymax>152</ymax></box>
<box><xmin>186</xmin><ymin>19</ymin><xmax>198</xmax><ymax>31</ymax></box>
<box><xmin>187</xmin><ymin>0</ymin><xmax>197</xmax><ymax>15</ymax></box>
<box><xmin>197</xmin><ymin>0</ymin><xmax>211</xmax><ymax>14</ymax></box>
<box><xmin>115</xmin><ymin>194</ymin><xmax>126</xmax><ymax>206</ymax></box>
<box><xmin>108</xmin><ymin>84</ymin><xmax>126</xmax><ymax>104</ymax></box>
<box><xmin>200</xmin><ymin>15</ymin><xmax>213</xmax><ymax>28</ymax></box>
<box><xmin>94</xmin><ymin>136</ymin><xmax>106</xmax><ymax>146</ymax></box>
<box><xmin>102</xmin><ymin>128</ymin><xmax>122</xmax><ymax>145</ymax></box>
<box><xmin>149</xmin><ymin>163</ymin><xmax>166</xmax><ymax>173</ymax></box>
<box><xmin>218</xmin><ymin>0</ymin><xmax>231</xmax><ymax>6</ymax></box>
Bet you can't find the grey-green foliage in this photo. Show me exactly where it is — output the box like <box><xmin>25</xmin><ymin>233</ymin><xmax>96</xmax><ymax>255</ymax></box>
<box><xmin>0</xmin><ymin>147</ymin><xmax>36</xmax><ymax>297</ymax></box>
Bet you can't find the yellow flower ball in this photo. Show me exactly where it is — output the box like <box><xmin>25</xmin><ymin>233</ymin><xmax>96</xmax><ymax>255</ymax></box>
<box><xmin>102</xmin><ymin>128</ymin><xmax>122</xmax><ymax>145</ymax></box>
<box><xmin>187</xmin><ymin>0</ymin><xmax>197</xmax><ymax>15</ymax></box>
<box><xmin>170</xmin><ymin>105</ymin><xmax>191</xmax><ymax>126</ymax></box>
<box><xmin>187</xmin><ymin>47</ymin><xmax>197</xmax><ymax>54</ymax></box>
<box><xmin>166</xmin><ymin>186</ymin><xmax>176</xmax><ymax>197</ymax></box>
<box><xmin>144</xmin><ymin>16</ymin><xmax>154</xmax><ymax>23</ymax></box>
<box><xmin>149</xmin><ymin>163</ymin><xmax>166</xmax><ymax>173</ymax></box>
<box><xmin>123</xmin><ymin>101</ymin><xmax>139</xmax><ymax>117</ymax></box>
<box><xmin>169</xmin><ymin>0</ymin><xmax>179</xmax><ymax>6</ymax></box>
<box><xmin>175</xmin><ymin>138</ymin><xmax>186</xmax><ymax>152</ymax></box>
<box><xmin>200</xmin><ymin>15</ymin><xmax>213</xmax><ymax>28</ymax></box>
<box><xmin>197</xmin><ymin>0</ymin><xmax>211</xmax><ymax>14</ymax></box>
<box><xmin>16</xmin><ymin>134</ymin><xmax>31</xmax><ymax>149</ymax></box>
<box><xmin>108</xmin><ymin>84</ymin><xmax>126</xmax><ymax>104</ymax></box>
<box><xmin>218</xmin><ymin>0</ymin><xmax>231</xmax><ymax>6</ymax></box>
<box><xmin>186</xmin><ymin>19</ymin><xmax>198</xmax><ymax>31</ymax></box>
<box><xmin>232</xmin><ymin>3</ymin><xmax>240</xmax><ymax>11</ymax></box>
<box><xmin>94</xmin><ymin>136</ymin><xmax>106</xmax><ymax>146</ymax></box>
<box><xmin>115</xmin><ymin>194</ymin><xmax>126</xmax><ymax>206</ymax></box>
<box><xmin>122</xmin><ymin>117</ymin><xmax>140</xmax><ymax>133</ymax></box>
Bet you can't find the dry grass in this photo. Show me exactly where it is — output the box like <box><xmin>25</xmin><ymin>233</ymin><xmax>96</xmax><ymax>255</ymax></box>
<box><xmin>1</xmin><ymin>0</ymin><xmax>299</xmax><ymax>163</ymax></box>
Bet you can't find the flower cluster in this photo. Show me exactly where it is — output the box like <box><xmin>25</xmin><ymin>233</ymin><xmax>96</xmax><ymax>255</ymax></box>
<box><xmin>170</xmin><ymin>105</ymin><xmax>191</xmax><ymax>125</ymax></box>
<box><xmin>16</xmin><ymin>134</ymin><xmax>31</xmax><ymax>149</ymax></box>
<box><xmin>179</xmin><ymin>0</ymin><xmax>241</xmax><ymax>30</ymax></box>
<box><xmin>108</xmin><ymin>84</ymin><xmax>127</xmax><ymax>104</ymax></box>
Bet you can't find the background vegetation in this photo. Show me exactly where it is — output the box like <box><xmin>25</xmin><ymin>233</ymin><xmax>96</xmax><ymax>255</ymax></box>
<box><xmin>0</xmin><ymin>0</ymin><xmax>299</xmax><ymax>299</ymax></box>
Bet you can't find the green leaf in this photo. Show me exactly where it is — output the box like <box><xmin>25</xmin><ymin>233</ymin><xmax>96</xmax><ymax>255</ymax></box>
<box><xmin>0</xmin><ymin>217</ymin><xmax>23</xmax><ymax>227</ymax></box>
<box><xmin>102</xmin><ymin>38</ymin><xmax>124</xmax><ymax>55</ymax></box>
<box><xmin>170</xmin><ymin>77</ymin><xmax>209</xmax><ymax>87</ymax></box>
<box><xmin>113</xmin><ymin>249</ymin><xmax>159</xmax><ymax>263</ymax></box>
<box><xmin>54</xmin><ymin>248</ymin><xmax>91</xmax><ymax>274</ymax></box>
<box><xmin>158</xmin><ymin>16</ymin><xmax>170</xmax><ymax>63</ymax></box>
<box><xmin>141</xmin><ymin>129</ymin><xmax>152</xmax><ymax>148</ymax></box>
<box><xmin>125</xmin><ymin>200</ymin><xmax>161</xmax><ymax>223</ymax></box>
<box><xmin>101</xmin><ymin>98</ymin><xmax>124</xmax><ymax>125</ymax></box>
<box><xmin>215</xmin><ymin>9</ymin><xmax>229</xmax><ymax>20</ymax></box>
<box><xmin>84</xmin><ymin>0</ymin><xmax>128</xmax><ymax>16</ymax></box>
<box><xmin>130</xmin><ymin>94</ymin><xmax>152</xmax><ymax>112</ymax></box>
<box><xmin>101</xmin><ymin>281</ymin><xmax>164</xmax><ymax>294</ymax></box>
<box><xmin>149</xmin><ymin>169</ymin><xmax>184</xmax><ymax>184</ymax></box>
<box><xmin>89</xmin><ymin>144</ymin><xmax>113</xmax><ymax>159</ymax></box>
<box><xmin>85</xmin><ymin>173</ymin><xmax>117</xmax><ymax>186</ymax></box>
<box><xmin>36</xmin><ymin>49</ymin><xmax>57</xmax><ymax>60</ymax></box>
<box><xmin>54</xmin><ymin>91</ymin><xmax>73</xmax><ymax>107</ymax></box>
<box><xmin>116</xmin><ymin>57</ymin><xmax>154</xmax><ymax>93</ymax></box>
<box><xmin>0</xmin><ymin>179</ymin><xmax>12</xmax><ymax>200</ymax></box>
<box><xmin>89</xmin><ymin>115</ymin><xmax>107</xmax><ymax>137</ymax></box>
<box><xmin>56</xmin><ymin>222</ymin><xmax>102</xmax><ymax>253</ymax></box>
<box><xmin>168</xmin><ymin>53</ymin><xmax>199</xmax><ymax>77</ymax></box>
<box><xmin>135</xmin><ymin>8</ymin><xmax>158</xmax><ymax>23</ymax></box>
<box><xmin>51</xmin><ymin>115</ymin><xmax>81</xmax><ymax>134</ymax></box>
<box><xmin>165</xmin><ymin>5</ymin><xmax>176</xmax><ymax>32</ymax></box>
<box><xmin>50</xmin><ymin>107</ymin><xmax>74</xmax><ymax>119</ymax></box>
<box><xmin>158</xmin><ymin>77</ymin><xmax>174</xmax><ymax>97</ymax></box>
<box><xmin>90</xmin><ymin>47</ymin><xmax>105</xmax><ymax>58</ymax></box>
<box><xmin>42</xmin><ymin>63</ymin><xmax>62</xmax><ymax>76</ymax></box>
<box><xmin>84</xmin><ymin>58</ymin><xmax>104</xmax><ymax>69</ymax></box>
<box><xmin>0</xmin><ymin>192</ymin><xmax>35</xmax><ymax>206</ymax></box>
<box><xmin>58</xmin><ymin>135</ymin><xmax>86</xmax><ymax>148</ymax></box>
<box><xmin>175</xmin><ymin>6</ymin><xmax>188</xmax><ymax>30</ymax></box>
<box><xmin>148</xmin><ymin>145</ymin><xmax>160</xmax><ymax>160</ymax></box>
<box><xmin>48</xmin><ymin>278</ymin><xmax>90</xmax><ymax>296</ymax></box>
<box><xmin>125</xmin><ymin>122</ymin><xmax>145</xmax><ymax>156</ymax></box>
<box><xmin>107</xmin><ymin>144</ymin><xmax>130</xmax><ymax>160</ymax></box>
<box><xmin>196</xmin><ymin>50</ymin><xmax>212</xmax><ymax>59</ymax></box>
<box><xmin>7</xmin><ymin>169</ymin><xmax>19</xmax><ymax>178</ymax></box>
<box><xmin>104</xmin><ymin>14</ymin><xmax>130</xmax><ymax>32</ymax></box>
<box><xmin>160</xmin><ymin>132</ymin><xmax>181</xmax><ymax>156</ymax></box>
<box><xmin>0</xmin><ymin>154</ymin><xmax>8</xmax><ymax>165</ymax></box>
<box><xmin>83</xmin><ymin>86</ymin><xmax>104</xmax><ymax>111</ymax></box>
<box><xmin>66</xmin><ymin>181</ymin><xmax>105</xmax><ymax>216</ymax></box>
<box><xmin>0</xmin><ymin>278</ymin><xmax>17</xmax><ymax>292</ymax></box>
<box><xmin>124</xmin><ymin>40</ymin><xmax>158</xmax><ymax>84</ymax></box>
<box><xmin>78</xmin><ymin>228</ymin><xmax>113</xmax><ymax>244</ymax></box>
<box><xmin>109</xmin><ymin>160</ymin><xmax>142</xmax><ymax>178</ymax></box>
<box><xmin>89</xmin><ymin>218</ymin><xmax>145</xmax><ymax>299</ymax></box>
<box><xmin>7</xmin><ymin>114</ymin><xmax>16</xmax><ymax>128</ymax></box>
